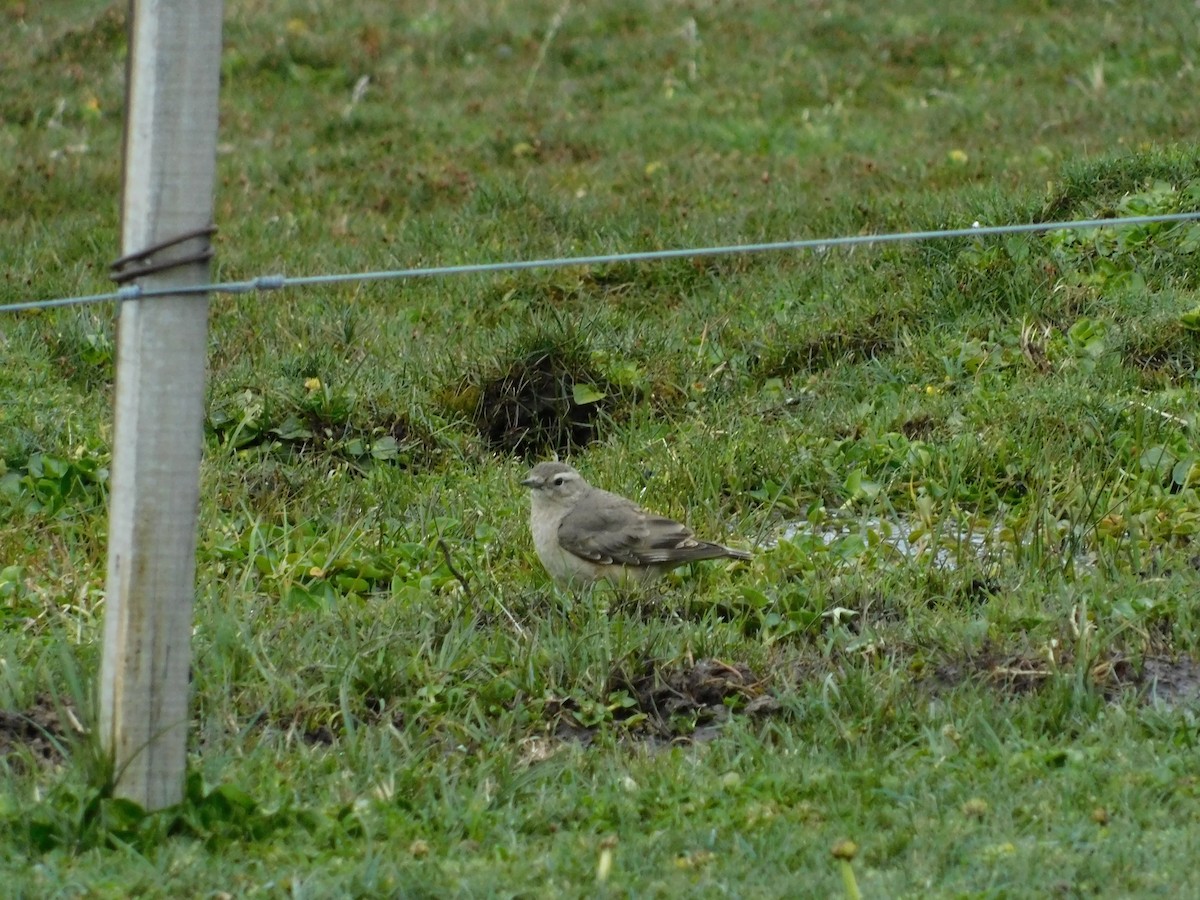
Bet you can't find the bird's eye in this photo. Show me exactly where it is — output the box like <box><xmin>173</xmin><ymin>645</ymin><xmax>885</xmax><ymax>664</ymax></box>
<box><xmin>553</xmin><ymin>476</ymin><xmax>565</xmax><ymax>486</ymax></box>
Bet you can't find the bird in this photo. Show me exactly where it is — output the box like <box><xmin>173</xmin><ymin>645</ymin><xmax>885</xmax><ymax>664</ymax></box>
<box><xmin>520</xmin><ymin>461</ymin><xmax>752</xmax><ymax>587</ymax></box>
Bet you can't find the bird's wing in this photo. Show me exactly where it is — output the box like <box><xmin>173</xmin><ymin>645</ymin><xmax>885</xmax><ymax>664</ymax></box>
<box><xmin>558</xmin><ymin>489</ymin><xmax>744</xmax><ymax>567</ymax></box>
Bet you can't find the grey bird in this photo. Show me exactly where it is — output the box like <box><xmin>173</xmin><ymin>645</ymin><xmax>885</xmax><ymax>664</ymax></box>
<box><xmin>520</xmin><ymin>461</ymin><xmax>752</xmax><ymax>587</ymax></box>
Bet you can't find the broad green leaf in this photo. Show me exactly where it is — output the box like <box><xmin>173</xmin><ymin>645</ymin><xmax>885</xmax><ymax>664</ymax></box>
<box><xmin>572</xmin><ymin>383</ymin><xmax>607</xmax><ymax>405</ymax></box>
<box><xmin>1179</xmin><ymin>306</ymin><xmax>1200</xmax><ymax>332</ymax></box>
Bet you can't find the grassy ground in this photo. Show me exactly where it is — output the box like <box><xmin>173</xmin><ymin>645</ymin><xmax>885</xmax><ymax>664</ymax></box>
<box><xmin>4</xmin><ymin>0</ymin><xmax>1200</xmax><ymax>895</ymax></box>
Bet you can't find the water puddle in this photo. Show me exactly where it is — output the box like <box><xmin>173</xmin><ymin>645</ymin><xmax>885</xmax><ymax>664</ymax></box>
<box><xmin>775</xmin><ymin>514</ymin><xmax>1005</xmax><ymax>570</ymax></box>
<box><xmin>772</xmin><ymin>506</ymin><xmax>1109</xmax><ymax>576</ymax></box>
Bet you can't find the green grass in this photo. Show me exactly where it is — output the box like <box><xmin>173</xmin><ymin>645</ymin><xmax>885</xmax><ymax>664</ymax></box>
<box><xmin>4</xmin><ymin>0</ymin><xmax>1200</xmax><ymax>895</ymax></box>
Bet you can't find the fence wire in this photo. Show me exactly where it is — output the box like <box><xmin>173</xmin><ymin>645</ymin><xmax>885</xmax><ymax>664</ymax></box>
<box><xmin>2</xmin><ymin>212</ymin><xmax>1198</xmax><ymax>315</ymax></box>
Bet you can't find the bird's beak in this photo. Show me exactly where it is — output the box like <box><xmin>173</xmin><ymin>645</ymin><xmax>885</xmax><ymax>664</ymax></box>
<box><xmin>520</xmin><ymin>475</ymin><xmax>541</xmax><ymax>489</ymax></box>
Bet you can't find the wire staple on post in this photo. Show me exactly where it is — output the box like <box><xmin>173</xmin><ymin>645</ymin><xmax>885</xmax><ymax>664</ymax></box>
<box><xmin>110</xmin><ymin>224</ymin><xmax>217</xmax><ymax>285</ymax></box>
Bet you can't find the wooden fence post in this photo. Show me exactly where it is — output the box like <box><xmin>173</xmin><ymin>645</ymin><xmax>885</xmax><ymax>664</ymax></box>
<box><xmin>98</xmin><ymin>0</ymin><xmax>224</xmax><ymax>810</ymax></box>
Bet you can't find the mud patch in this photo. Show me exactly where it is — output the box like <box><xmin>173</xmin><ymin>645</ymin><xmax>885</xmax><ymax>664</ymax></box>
<box><xmin>0</xmin><ymin>696</ymin><xmax>84</xmax><ymax>772</ymax></box>
<box><xmin>548</xmin><ymin>658</ymin><xmax>781</xmax><ymax>746</ymax></box>
<box><xmin>1139</xmin><ymin>656</ymin><xmax>1200</xmax><ymax>708</ymax></box>
<box><xmin>921</xmin><ymin>644</ymin><xmax>1200</xmax><ymax>705</ymax></box>
<box><xmin>926</xmin><ymin>643</ymin><xmax>1132</xmax><ymax>697</ymax></box>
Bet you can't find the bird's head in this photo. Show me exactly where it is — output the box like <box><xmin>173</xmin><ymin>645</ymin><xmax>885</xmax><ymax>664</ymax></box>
<box><xmin>521</xmin><ymin>461</ymin><xmax>589</xmax><ymax>508</ymax></box>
